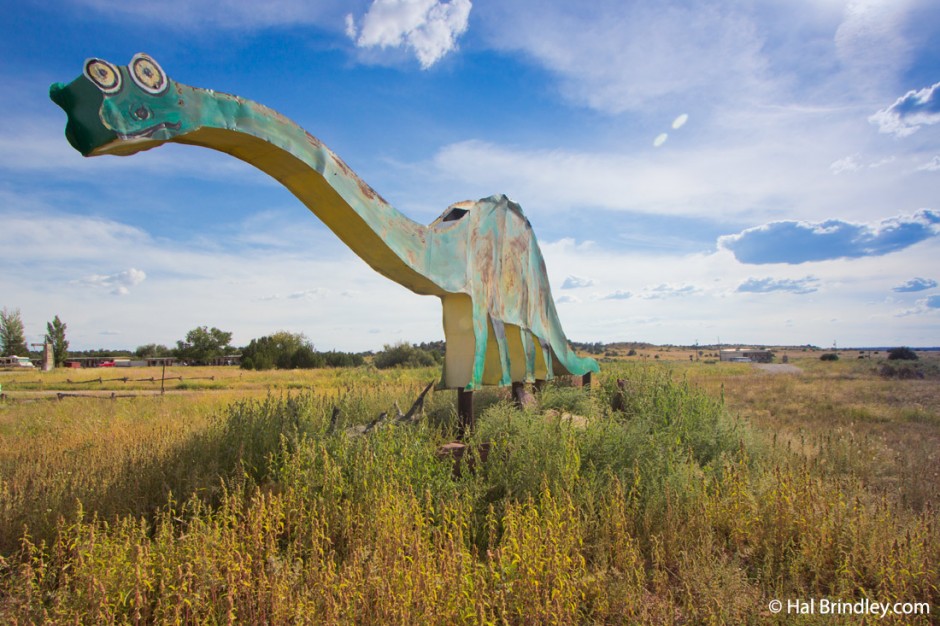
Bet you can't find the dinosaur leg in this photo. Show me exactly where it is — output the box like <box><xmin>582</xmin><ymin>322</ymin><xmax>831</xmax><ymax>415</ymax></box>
<box><xmin>490</xmin><ymin>317</ymin><xmax>513</xmax><ymax>386</ymax></box>
<box><xmin>539</xmin><ymin>338</ymin><xmax>555</xmax><ymax>381</ymax></box>
<box><xmin>521</xmin><ymin>329</ymin><xmax>536</xmax><ymax>384</ymax></box>
<box><xmin>469</xmin><ymin>303</ymin><xmax>489</xmax><ymax>389</ymax></box>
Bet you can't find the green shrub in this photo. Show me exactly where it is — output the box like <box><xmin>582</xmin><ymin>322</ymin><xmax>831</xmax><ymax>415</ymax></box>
<box><xmin>373</xmin><ymin>342</ymin><xmax>439</xmax><ymax>369</ymax></box>
<box><xmin>887</xmin><ymin>346</ymin><xmax>918</xmax><ymax>361</ymax></box>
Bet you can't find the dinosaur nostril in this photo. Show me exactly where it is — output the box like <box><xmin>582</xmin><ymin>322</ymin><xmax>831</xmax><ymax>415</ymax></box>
<box><xmin>133</xmin><ymin>105</ymin><xmax>152</xmax><ymax>121</ymax></box>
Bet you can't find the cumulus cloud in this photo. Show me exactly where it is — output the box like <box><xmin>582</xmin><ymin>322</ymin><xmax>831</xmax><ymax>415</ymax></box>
<box><xmin>719</xmin><ymin>210</ymin><xmax>940</xmax><ymax>265</ymax></box>
<box><xmin>76</xmin><ymin>268</ymin><xmax>147</xmax><ymax>296</ymax></box>
<box><xmin>346</xmin><ymin>0</ymin><xmax>471</xmax><ymax>69</ymax></box>
<box><xmin>737</xmin><ymin>276</ymin><xmax>819</xmax><ymax>295</ymax></box>
<box><xmin>896</xmin><ymin>294</ymin><xmax>940</xmax><ymax>317</ymax></box>
<box><xmin>870</xmin><ymin>81</ymin><xmax>940</xmax><ymax>137</ymax></box>
<box><xmin>556</xmin><ymin>294</ymin><xmax>581</xmax><ymax>304</ymax></box>
<box><xmin>893</xmin><ymin>277</ymin><xmax>937</xmax><ymax>293</ymax></box>
<box><xmin>602</xmin><ymin>290</ymin><xmax>632</xmax><ymax>300</ymax></box>
<box><xmin>561</xmin><ymin>275</ymin><xmax>595</xmax><ymax>289</ymax></box>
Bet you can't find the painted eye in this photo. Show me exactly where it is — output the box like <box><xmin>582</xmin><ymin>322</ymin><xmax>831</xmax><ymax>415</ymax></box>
<box><xmin>83</xmin><ymin>58</ymin><xmax>122</xmax><ymax>94</ymax></box>
<box><xmin>129</xmin><ymin>53</ymin><xmax>168</xmax><ymax>95</ymax></box>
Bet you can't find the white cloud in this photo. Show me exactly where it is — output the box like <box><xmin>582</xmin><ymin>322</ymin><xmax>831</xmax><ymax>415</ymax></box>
<box><xmin>346</xmin><ymin>0</ymin><xmax>472</xmax><ymax>69</ymax></box>
<box><xmin>830</xmin><ymin>154</ymin><xmax>896</xmax><ymax>174</ymax></box>
<box><xmin>561</xmin><ymin>275</ymin><xmax>595</xmax><ymax>289</ymax></box>
<box><xmin>830</xmin><ymin>154</ymin><xmax>862</xmax><ymax>174</ymax></box>
<box><xmin>672</xmin><ymin>114</ymin><xmax>689</xmax><ymax>130</ymax></box>
<box><xmin>869</xmin><ymin>81</ymin><xmax>940</xmax><ymax>137</ymax></box>
<box><xmin>75</xmin><ymin>268</ymin><xmax>147</xmax><ymax>296</ymax></box>
<box><xmin>653</xmin><ymin>133</ymin><xmax>668</xmax><ymax>148</ymax></box>
<box><xmin>917</xmin><ymin>156</ymin><xmax>940</xmax><ymax>171</ymax></box>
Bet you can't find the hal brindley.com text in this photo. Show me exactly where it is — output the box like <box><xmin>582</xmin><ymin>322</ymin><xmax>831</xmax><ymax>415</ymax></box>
<box><xmin>768</xmin><ymin>598</ymin><xmax>931</xmax><ymax>618</ymax></box>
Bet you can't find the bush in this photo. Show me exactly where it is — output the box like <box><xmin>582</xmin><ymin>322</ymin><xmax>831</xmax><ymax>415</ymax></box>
<box><xmin>322</xmin><ymin>350</ymin><xmax>365</xmax><ymax>367</ymax></box>
<box><xmin>373</xmin><ymin>342</ymin><xmax>439</xmax><ymax>369</ymax></box>
<box><xmin>820</xmin><ymin>353</ymin><xmax>839</xmax><ymax>361</ymax></box>
<box><xmin>241</xmin><ymin>332</ymin><xmax>362</xmax><ymax>370</ymax></box>
<box><xmin>887</xmin><ymin>347</ymin><xmax>918</xmax><ymax>361</ymax></box>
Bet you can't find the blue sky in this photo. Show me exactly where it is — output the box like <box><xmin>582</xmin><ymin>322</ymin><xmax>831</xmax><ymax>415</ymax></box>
<box><xmin>1</xmin><ymin>0</ymin><xmax>939</xmax><ymax>351</ymax></box>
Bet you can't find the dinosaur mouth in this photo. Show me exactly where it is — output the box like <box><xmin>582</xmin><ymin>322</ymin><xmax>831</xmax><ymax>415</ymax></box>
<box><xmin>118</xmin><ymin>121</ymin><xmax>182</xmax><ymax>139</ymax></box>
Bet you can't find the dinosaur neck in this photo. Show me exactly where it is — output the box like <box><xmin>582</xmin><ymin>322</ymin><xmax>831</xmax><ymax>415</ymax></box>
<box><xmin>171</xmin><ymin>85</ymin><xmax>441</xmax><ymax>296</ymax></box>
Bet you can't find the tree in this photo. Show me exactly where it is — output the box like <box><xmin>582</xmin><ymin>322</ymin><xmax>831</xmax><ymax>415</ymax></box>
<box><xmin>241</xmin><ymin>331</ymin><xmax>311</xmax><ymax>370</ymax></box>
<box><xmin>373</xmin><ymin>342</ymin><xmax>438</xmax><ymax>369</ymax></box>
<box><xmin>1</xmin><ymin>307</ymin><xmax>29</xmax><ymax>357</ymax></box>
<box><xmin>174</xmin><ymin>326</ymin><xmax>233</xmax><ymax>364</ymax></box>
<box><xmin>135</xmin><ymin>343</ymin><xmax>172</xmax><ymax>359</ymax></box>
<box><xmin>44</xmin><ymin>315</ymin><xmax>69</xmax><ymax>367</ymax></box>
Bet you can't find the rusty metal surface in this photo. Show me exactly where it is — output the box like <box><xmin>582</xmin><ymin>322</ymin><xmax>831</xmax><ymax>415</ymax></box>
<box><xmin>51</xmin><ymin>53</ymin><xmax>600</xmax><ymax>389</ymax></box>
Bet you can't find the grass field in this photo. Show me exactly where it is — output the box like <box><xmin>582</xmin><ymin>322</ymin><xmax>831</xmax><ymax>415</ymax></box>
<box><xmin>0</xmin><ymin>353</ymin><xmax>937</xmax><ymax>623</ymax></box>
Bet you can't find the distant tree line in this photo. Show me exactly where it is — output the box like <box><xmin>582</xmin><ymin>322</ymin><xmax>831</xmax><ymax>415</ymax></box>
<box><xmin>2</xmin><ymin>306</ymin><xmax>933</xmax><ymax>371</ymax></box>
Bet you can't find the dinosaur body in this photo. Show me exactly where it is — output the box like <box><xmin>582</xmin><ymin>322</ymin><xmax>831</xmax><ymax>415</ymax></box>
<box><xmin>51</xmin><ymin>54</ymin><xmax>599</xmax><ymax>389</ymax></box>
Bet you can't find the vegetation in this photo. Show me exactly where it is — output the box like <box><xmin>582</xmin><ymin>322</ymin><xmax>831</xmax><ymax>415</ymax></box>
<box><xmin>174</xmin><ymin>326</ymin><xmax>233</xmax><ymax>364</ymax></box>
<box><xmin>241</xmin><ymin>331</ymin><xmax>311</xmax><ymax>370</ymax></box>
<box><xmin>134</xmin><ymin>343</ymin><xmax>173</xmax><ymax>359</ymax></box>
<box><xmin>888</xmin><ymin>346</ymin><xmax>919</xmax><ymax>361</ymax></box>
<box><xmin>0</xmin><ymin>355</ymin><xmax>937</xmax><ymax>623</ymax></box>
<box><xmin>241</xmin><ymin>332</ymin><xmax>365</xmax><ymax>370</ymax></box>
<box><xmin>373</xmin><ymin>341</ymin><xmax>441</xmax><ymax>369</ymax></box>
<box><xmin>0</xmin><ymin>307</ymin><xmax>28</xmax><ymax>357</ymax></box>
<box><xmin>44</xmin><ymin>315</ymin><xmax>69</xmax><ymax>367</ymax></box>
<box><xmin>819</xmin><ymin>352</ymin><xmax>839</xmax><ymax>361</ymax></box>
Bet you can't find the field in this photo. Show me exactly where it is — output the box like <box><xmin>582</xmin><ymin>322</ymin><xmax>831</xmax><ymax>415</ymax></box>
<box><xmin>0</xmin><ymin>353</ymin><xmax>937</xmax><ymax>624</ymax></box>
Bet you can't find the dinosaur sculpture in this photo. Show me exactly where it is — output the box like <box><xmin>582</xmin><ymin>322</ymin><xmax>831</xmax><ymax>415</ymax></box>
<box><xmin>50</xmin><ymin>53</ymin><xmax>599</xmax><ymax>390</ymax></box>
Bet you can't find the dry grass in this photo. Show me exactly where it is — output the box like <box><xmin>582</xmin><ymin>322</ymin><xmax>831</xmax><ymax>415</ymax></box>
<box><xmin>0</xmin><ymin>359</ymin><xmax>937</xmax><ymax>623</ymax></box>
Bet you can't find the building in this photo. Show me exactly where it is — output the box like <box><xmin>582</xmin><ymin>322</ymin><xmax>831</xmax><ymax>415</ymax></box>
<box><xmin>719</xmin><ymin>348</ymin><xmax>774</xmax><ymax>363</ymax></box>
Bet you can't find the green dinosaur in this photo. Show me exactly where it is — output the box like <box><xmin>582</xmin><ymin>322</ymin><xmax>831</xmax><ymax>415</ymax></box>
<box><xmin>50</xmin><ymin>53</ymin><xmax>599</xmax><ymax>390</ymax></box>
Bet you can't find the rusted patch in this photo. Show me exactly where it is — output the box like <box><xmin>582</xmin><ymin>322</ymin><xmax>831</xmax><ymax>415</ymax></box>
<box><xmin>304</xmin><ymin>131</ymin><xmax>322</xmax><ymax>148</ymax></box>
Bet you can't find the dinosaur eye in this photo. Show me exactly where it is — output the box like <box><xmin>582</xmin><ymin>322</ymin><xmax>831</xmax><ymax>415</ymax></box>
<box><xmin>83</xmin><ymin>58</ymin><xmax>122</xmax><ymax>94</ymax></box>
<box><xmin>129</xmin><ymin>53</ymin><xmax>168</xmax><ymax>95</ymax></box>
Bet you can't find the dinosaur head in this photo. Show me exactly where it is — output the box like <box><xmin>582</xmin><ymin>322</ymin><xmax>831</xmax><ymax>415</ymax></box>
<box><xmin>50</xmin><ymin>53</ymin><xmax>188</xmax><ymax>156</ymax></box>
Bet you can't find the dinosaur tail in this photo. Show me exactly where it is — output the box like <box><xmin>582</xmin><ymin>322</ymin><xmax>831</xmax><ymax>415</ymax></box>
<box><xmin>541</xmin><ymin>299</ymin><xmax>600</xmax><ymax>378</ymax></box>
